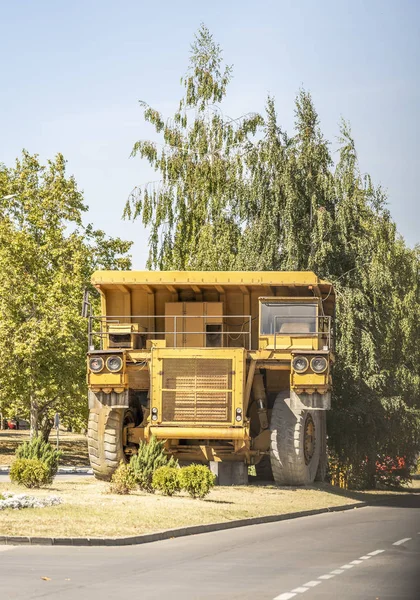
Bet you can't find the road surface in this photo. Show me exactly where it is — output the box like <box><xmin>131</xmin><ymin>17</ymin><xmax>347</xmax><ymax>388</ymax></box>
<box><xmin>1</xmin><ymin>494</ymin><xmax>419</xmax><ymax>599</ymax></box>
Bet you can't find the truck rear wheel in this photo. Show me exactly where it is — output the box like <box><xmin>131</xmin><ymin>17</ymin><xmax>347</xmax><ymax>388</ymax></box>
<box><xmin>88</xmin><ymin>407</ymin><xmax>135</xmax><ymax>481</ymax></box>
<box><xmin>270</xmin><ymin>391</ymin><xmax>321</xmax><ymax>486</ymax></box>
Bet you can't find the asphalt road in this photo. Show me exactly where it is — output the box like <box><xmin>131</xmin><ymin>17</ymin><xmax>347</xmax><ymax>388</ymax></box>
<box><xmin>1</xmin><ymin>494</ymin><xmax>419</xmax><ymax>600</ymax></box>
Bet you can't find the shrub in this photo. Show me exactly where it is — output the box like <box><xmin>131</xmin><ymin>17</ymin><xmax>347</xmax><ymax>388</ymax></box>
<box><xmin>130</xmin><ymin>436</ymin><xmax>177</xmax><ymax>493</ymax></box>
<box><xmin>10</xmin><ymin>458</ymin><xmax>51</xmax><ymax>488</ymax></box>
<box><xmin>152</xmin><ymin>466</ymin><xmax>180</xmax><ymax>496</ymax></box>
<box><xmin>178</xmin><ymin>464</ymin><xmax>216</xmax><ymax>499</ymax></box>
<box><xmin>109</xmin><ymin>462</ymin><xmax>137</xmax><ymax>495</ymax></box>
<box><xmin>15</xmin><ymin>436</ymin><xmax>61</xmax><ymax>480</ymax></box>
<box><xmin>375</xmin><ymin>456</ymin><xmax>411</xmax><ymax>489</ymax></box>
<box><xmin>0</xmin><ymin>492</ymin><xmax>62</xmax><ymax>510</ymax></box>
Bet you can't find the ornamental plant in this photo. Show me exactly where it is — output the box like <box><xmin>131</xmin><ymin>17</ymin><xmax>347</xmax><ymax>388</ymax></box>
<box><xmin>152</xmin><ymin>466</ymin><xmax>181</xmax><ymax>496</ymax></box>
<box><xmin>15</xmin><ymin>436</ymin><xmax>62</xmax><ymax>480</ymax></box>
<box><xmin>10</xmin><ymin>458</ymin><xmax>51</xmax><ymax>488</ymax></box>
<box><xmin>178</xmin><ymin>464</ymin><xmax>216</xmax><ymax>499</ymax></box>
<box><xmin>109</xmin><ymin>462</ymin><xmax>137</xmax><ymax>495</ymax></box>
<box><xmin>129</xmin><ymin>436</ymin><xmax>177</xmax><ymax>493</ymax></box>
<box><xmin>0</xmin><ymin>491</ymin><xmax>62</xmax><ymax>510</ymax></box>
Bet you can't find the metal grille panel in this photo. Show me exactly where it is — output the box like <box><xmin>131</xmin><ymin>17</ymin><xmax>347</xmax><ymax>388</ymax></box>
<box><xmin>162</xmin><ymin>358</ymin><xmax>232</xmax><ymax>422</ymax></box>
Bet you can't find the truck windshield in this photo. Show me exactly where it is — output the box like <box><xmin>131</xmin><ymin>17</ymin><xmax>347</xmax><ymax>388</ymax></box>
<box><xmin>260</xmin><ymin>303</ymin><xmax>317</xmax><ymax>335</ymax></box>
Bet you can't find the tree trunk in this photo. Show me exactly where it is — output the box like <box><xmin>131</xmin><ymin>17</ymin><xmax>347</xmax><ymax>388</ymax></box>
<box><xmin>40</xmin><ymin>416</ymin><xmax>53</xmax><ymax>443</ymax></box>
<box><xmin>30</xmin><ymin>396</ymin><xmax>39</xmax><ymax>439</ymax></box>
<box><xmin>366</xmin><ymin>450</ymin><xmax>377</xmax><ymax>489</ymax></box>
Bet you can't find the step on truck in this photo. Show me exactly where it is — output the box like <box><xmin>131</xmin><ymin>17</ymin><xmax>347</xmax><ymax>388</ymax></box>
<box><xmin>86</xmin><ymin>271</ymin><xmax>335</xmax><ymax>485</ymax></box>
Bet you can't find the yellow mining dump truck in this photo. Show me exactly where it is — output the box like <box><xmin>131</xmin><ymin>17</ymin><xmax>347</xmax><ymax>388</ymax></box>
<box><xmin>86</xmin><ymin>271</ymin><xmax>335</xmax><ymax>485</ymax></box>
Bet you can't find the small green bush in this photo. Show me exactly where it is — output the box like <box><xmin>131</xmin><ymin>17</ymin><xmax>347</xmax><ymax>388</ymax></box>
<box><xmin>152</xmin><ymin>466</ymin><xmax>180</xmax><ymax>496</ymax></box>
<box><xmin>178</xmin><ymin>464</ymin><xmax>216</xmax><ymax>499</ymax></box>
<box><xmin>109</xmin><ymin>462</ymin><xmax>137</xmax><ymax>495</ymax></box>
<box><xmin>10</xmin><ymin>458</ymin><xmax>51</xmax><ymax>488</ymax></box>
<box><xmin>15</xmin><ymin>436</ymin><xmax>61</xmax><ymax>479</ymax></box>
<box><xmin>130</xmin><ymin>436</ymin><xmax>177</xmax><ymax>493</ymax></box>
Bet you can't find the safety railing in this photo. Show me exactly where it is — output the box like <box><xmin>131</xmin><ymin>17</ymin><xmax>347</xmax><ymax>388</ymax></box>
<box><xmin>88</xmin><ymin>315</ymin><xmax>253</xmax><ymax>350</ymax></box>
<box><xmin>271</xmin><ymin>315</ymin><xmax>333</xmax><ymax>351</ymax></box>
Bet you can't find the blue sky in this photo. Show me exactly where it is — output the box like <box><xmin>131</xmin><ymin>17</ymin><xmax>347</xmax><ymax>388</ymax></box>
<box><xmin>1</xmin><ymin>0</ymin><xmax>419</xmax><ymax>267</ymax></box>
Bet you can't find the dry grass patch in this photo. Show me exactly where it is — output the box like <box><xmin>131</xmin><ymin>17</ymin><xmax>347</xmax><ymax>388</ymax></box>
<box><xmin>0</xmin><ymin>477</ymin><xmax>362</xmax><ymax>538</ymax></box>
<box><xmin>0</xmin><ymin>431</ymin><xmax>89</xmax><ymax>467</ymax></box>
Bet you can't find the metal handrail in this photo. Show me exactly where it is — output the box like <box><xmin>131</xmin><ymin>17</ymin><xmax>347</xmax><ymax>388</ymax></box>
<box><xmin>272</xmin><ymin>315</ymin><xmax>333</xmax><ymax>351</ymax></box>
<box><xmin>88</xmin><ymin>314</ymin><xmax>253</xmax><ymax>350</ymax></box>
<box><xmin>88</xmin><ymin>313</ymin><xmax>334</xmax><ymax>352</ymax></box>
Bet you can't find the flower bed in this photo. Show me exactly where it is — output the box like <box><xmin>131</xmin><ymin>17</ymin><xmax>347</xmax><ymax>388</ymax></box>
<box><xmin>0</xmin><ymin>492</ymin><xmax>62</xmax><ymax>511</ymax></box>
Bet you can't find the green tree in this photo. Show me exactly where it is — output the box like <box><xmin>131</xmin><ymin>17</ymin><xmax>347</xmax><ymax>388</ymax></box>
<box><xmin>126</xmin><ymin>25</ymin><xmax>420</xmax><ymax>487</ymax></box>
<box><xmin>0</xmin><ymin>151</ymin><xmax>132</xmax><ymax>439</ymax></box>
<box><xmin>124</xmin><ymin>23</ymin><xmax>262</xmax><ymax>270</ymax></box>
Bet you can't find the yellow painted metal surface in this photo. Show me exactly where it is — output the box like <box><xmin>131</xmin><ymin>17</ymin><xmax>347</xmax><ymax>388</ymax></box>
<box><xmin>151</xmin><ymin>347</ymin><xmax>245</xmax><ymax>427</ymax></box>
<box><xmin>88</xmin><ymin>269</ymin><xmax>335</xmax><ymax>461</ymax></box>
<box><xmin>291</xmin><ymin>371</ymin><xmax>329</xmax><ymax>389</ymax></box>
<box><xmin>147</xmin><ymin>426</ymin><xmax>248</xmax><ymax>440</ymax></box>
<box><xmin>88</xmin><ymin>371</ymin><xmax>127</xmax><ymax>388</ymax></box>
<box><xmin>92</xmin><ymin>270</ymin><xmax>332</xmax><ymax>290</ymax></box>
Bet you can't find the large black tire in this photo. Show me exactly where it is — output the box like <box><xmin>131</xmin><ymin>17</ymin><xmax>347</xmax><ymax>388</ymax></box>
<box><xmin>270</xmin><ymin>391</ymin><xmax>322</xmax><ymax>486</ymax></box>
<box><xmin>315</xmin><ymin>411</ymin><xmax>328</xmax><ymax>482</ymax></box>
<box><xmin>255</xmin><ymin>455</ymin><xmax>274</xmax><ymax>481</ymax></box>
<box><xmin>88</xmin><ymin>407</ymin><xmax>130</xmax><ymax>481</ymax></box>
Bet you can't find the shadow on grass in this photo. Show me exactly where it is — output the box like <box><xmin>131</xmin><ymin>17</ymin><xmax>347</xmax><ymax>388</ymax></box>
<box><xmin>201</xmin><ymin>498</ymin><xmax>234</xmax><ymax>505</ymax></box>
<box><xmin>248</xmin><ymin>476</ymin><xmax>420</xmax><ymax>510</ymax></box>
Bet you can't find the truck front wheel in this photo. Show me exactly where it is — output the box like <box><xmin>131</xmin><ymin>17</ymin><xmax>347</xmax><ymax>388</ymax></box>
<box><xmin>270</xmin><ymin>391</ymin><xmax>322</xmax><ymax>486</ymax></box>
<box><xmin>87</xmin><ymin>407</ymin><xmax>135</xmax><ymax>481</ymax></box>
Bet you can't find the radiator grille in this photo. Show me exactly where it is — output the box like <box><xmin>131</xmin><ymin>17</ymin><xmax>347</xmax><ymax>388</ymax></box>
<box><xmin>161</xmin><ymin>358</ymin><xmax>232</xmax><ymax>422</ymax></box>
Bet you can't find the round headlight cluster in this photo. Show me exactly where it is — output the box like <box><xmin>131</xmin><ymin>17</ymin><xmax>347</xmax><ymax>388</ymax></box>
<box><xmin>292</xmin><ymin>355</ymin><xmax>329</xmax><ymax>374</ymax></box>
<box><xmin>292</xmin><ymin>356</ymin><xmax>309</xmax><ymax>373</ymax></box>
<box><xmin>89</xmin><ymin>357</ymin><xmax>104</xmax><ymax>373</ymax></box>
<box><xmin>106</xmin><ymin>355</ymin><xmax>123</xmax><ymax>372</ymax></box>
<box><xmin>311</xmin><ymin>356</ymin><xmax>328</xmax><ymax>373</ymax></box>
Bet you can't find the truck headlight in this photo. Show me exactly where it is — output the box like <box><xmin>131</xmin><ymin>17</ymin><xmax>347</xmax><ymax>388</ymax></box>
<box><xmin>89</xmin><ymin>357</ymin><xmax>104</xmax><ymax>373</ymax></box>
<box><xmin>106</xmin><ymin>355</ymin><xmax>123</xmax><ymax>372</ymax></box>
<box><xmin>236</xmin><ymin>408</ymin><xmax>242</xmax><ymax>422</ymax></box>
<box><xmin>292</xmin><ymin>356</ymin><xmax>309</xmax><ymax>373</ymax></box>
<box><xmin>311</xmin><ymin>356</ymin><xmax>328</xmax><ymax>373</ymax></box>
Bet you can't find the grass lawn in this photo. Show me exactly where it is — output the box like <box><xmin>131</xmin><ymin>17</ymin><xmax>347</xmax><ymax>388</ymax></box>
<box><xmin>0</xmin><ymin>430</ymin><xmax>89</xmax><ymax>467</ymax></box>
<box><xmin>2</xmin><ymin>477</ymin><xmax>417</xmax><ymax>539</ymax></box>
<box><xmin>1</xmin><ymin>431</ymin><xmax>418</xmax><ymax>539</ymax></box>
<box><xmin>0</xmin><ymin>477</ymin><xmax>369</xmax><ymax>539</ymax></box>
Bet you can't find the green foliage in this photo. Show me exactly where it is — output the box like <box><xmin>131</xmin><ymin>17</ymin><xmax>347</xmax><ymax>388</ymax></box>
<box><xmin>0</xmin><ymin>152</ymin><xmax>132</xmax><ymax>436</ymax></box>
<box><xmin>178</xmin><ymin>464</ymin><xmax>216</xmax><ymax>499</ymax></box>
<box><xmin>127</xmin><ymin>25</ymin><xmax>420</xmax><ymax>489</ymax></box>
<box><xmin>109</xmin><ymin>462</ymin><xmax>137</xmax><ymax>495</ymax></box>
<box><xmin>152</xmin><ymin>466</ymin><xmax>181</xmax><ymax>496</ymax></box>
<box><xmin>10</xmin><ymin>458</ymin><xmax>51</xmax><ymax>488</ymax></box>
<box><xmin>129</xmin><ymin>436</ymin><xmax>177</xmax><ymax>493</ymax></box>
<box><xmin>15</xmin><ymin>436</ymin><xmax>62</xmax><ymax>478</ymax></box>
<box><xmin>125</xmin><ymin>23</ymin><xmax>262</xmax><ymax>270</ymax></box>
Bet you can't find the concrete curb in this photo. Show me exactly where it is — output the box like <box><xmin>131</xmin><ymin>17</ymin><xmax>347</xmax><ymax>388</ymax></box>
<box><xmin>0</xmin><ymin>467</ymin><xmax>92</xmax><ymax>474</ymax></box>
<box><xmin>0</xmin><ymin>501</ymin><xmax>367</xmax><ymax>547</ymax></box>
